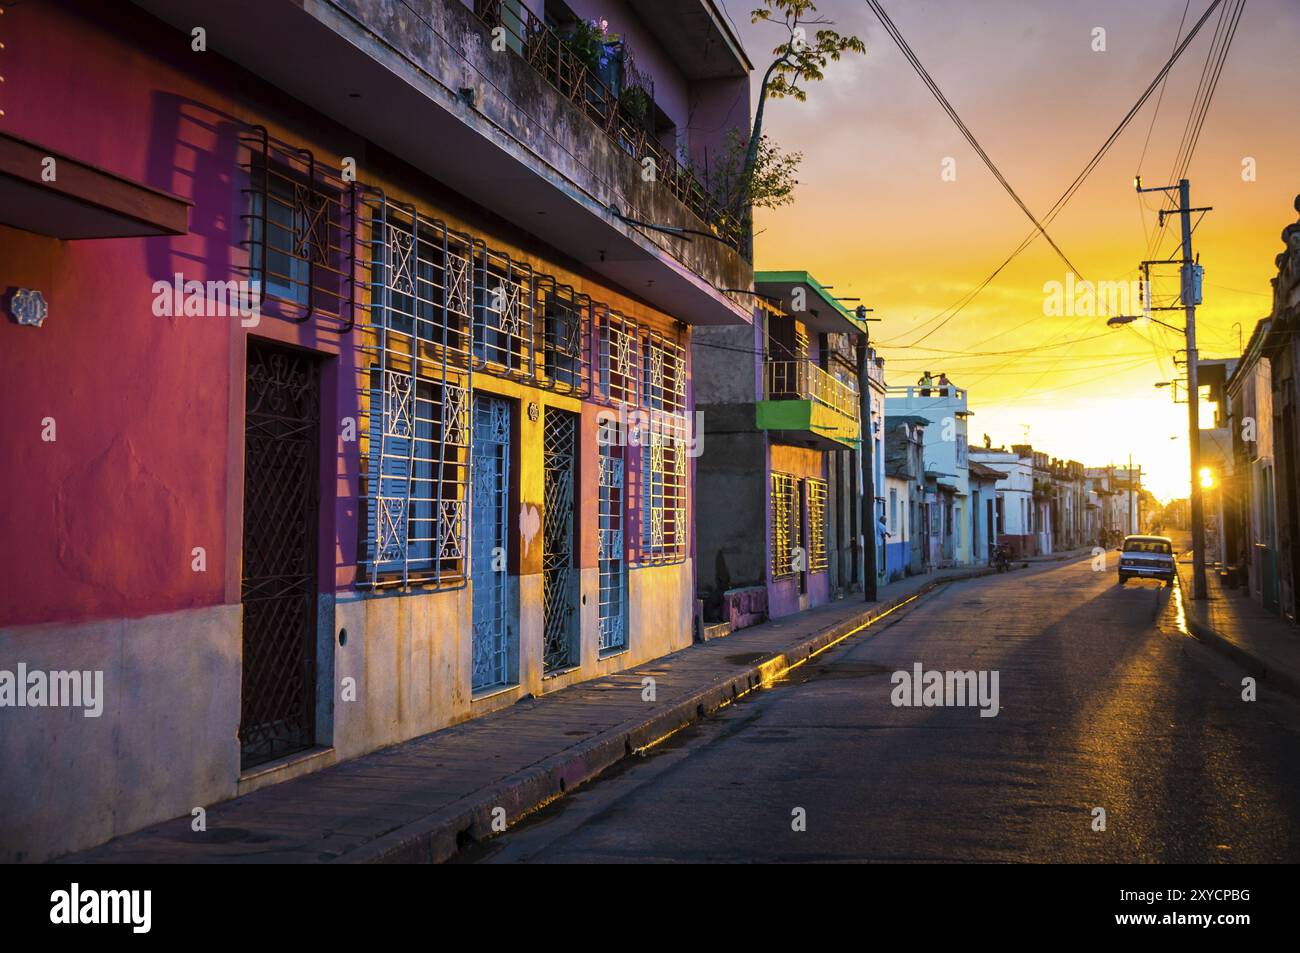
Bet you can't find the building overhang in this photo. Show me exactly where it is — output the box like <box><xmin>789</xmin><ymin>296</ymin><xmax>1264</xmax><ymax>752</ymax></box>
<box><xmin>130</xmin><ymin>0</ymin><xmax>752</xmax><ymax>327</ymax></box>
<box><xmin>756</xmin><ymin>399</ymin><xmax>858</xmax><ymax>451</ymax></box>
<box><xmin>0</xmin><ymin>131</ymin><xmax>190</xmax><ymax>239</ymax></box>
<box><xmin>627</xmin><ymin>0</ymin><xmax>752</xmax><ymax>79</ymax></box>
<box><xmin>755</xmin><ymin>271</ymin><xmax>866</xmax><ymax>336</ymax></box>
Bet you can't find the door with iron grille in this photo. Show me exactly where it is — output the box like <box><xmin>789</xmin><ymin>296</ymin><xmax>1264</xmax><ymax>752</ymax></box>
<box><xmin>597</xmin><ymin>436</ymin><xmax>627</xmax><ymax>653</ymax></box>
<box><xmin>542</xmin><ymin>409</ymin><xmax>578</xmax><ymax>673</ymax></box>
<box><xmin>471</xmin><ymin>394</ymin><xmax>513</xmax><ymax>691</ymax></box>
<box><xmin>240</xmin><ymin>339</ymin><xmax>321</xmax><ymax>769</ymax></box>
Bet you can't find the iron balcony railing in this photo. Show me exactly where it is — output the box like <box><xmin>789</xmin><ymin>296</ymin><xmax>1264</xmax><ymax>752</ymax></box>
<box><xmin>765</xmin><ymin>359</ymin><xmax>860</xmax><ymax>422</ymax></box>
<box><xmin>474</xmin><ymin>0</ymin><xmax>746</xmax><ymax>255</ymax></box>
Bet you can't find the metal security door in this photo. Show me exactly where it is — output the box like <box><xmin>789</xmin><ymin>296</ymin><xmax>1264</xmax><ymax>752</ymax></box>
<box><xmin>240</xmin><ymin>340</ymin><xmax>320</xmax><ymax>769</ymax></box>
<box><xmin>471</xmin><ymin>394</ymin><xmax>512</xmax><ymax>691</ymax></box>
<box><xmin>542</xmin><ymin>409</ymin><xmax>578</xmax><ymax>673</ymax></box>
<box><xmin>597</xmin><ymin>439</ymin><xmax>627</xmax><ymax>653</ymax></box>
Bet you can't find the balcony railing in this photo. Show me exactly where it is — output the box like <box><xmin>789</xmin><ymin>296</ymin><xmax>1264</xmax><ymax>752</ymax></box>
<box><xmin>474</xmin><ymin>0</ymin><xmax>746</xmax><ymax>255</ymax></box>
<box><xmin>765</xmin><ymin>360</ymin><xmax>860</xmax><ymax>422</ymax></box>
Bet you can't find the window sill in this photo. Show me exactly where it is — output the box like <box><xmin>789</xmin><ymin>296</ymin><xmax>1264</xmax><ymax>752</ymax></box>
<box><xmin>472</xmin><ymin>682</ymin><xmax>520</xmax><ymax>703</ymax></box>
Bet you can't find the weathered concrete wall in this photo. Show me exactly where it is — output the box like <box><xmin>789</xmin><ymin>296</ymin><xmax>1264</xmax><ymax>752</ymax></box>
<box><xmin>330</xmin><ymin>0</ymin><xmax>751</xmax><ymax>296</ymax></box>
<box><xmin>0</xmin><ymin>604</ymin><xmax>242</xmax><ymax>863</ymax></box>
<box><xmin>694</xmin><ymin>405</ymin><xmax>766</xmax><ymax>594</ymax></box>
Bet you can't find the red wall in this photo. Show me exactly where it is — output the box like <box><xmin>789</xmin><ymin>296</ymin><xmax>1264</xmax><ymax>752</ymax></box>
<box><xmin>0</xmin><ymin>1</ymin><xmax>361</xmax><ymax>626</ymax></box>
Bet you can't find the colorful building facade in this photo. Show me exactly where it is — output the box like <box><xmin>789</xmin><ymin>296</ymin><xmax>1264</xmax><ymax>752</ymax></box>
<box><xmin>0</xmin><ymin>0</ymin><xmax>754</xmax><ymax>861</ymax></box>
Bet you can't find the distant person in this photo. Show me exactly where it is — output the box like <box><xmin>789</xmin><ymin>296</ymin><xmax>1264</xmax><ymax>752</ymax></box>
<box><xmin>918</xmin><ymin>371</ymin><xmax>933</xmax><ymax>396</ymax></box>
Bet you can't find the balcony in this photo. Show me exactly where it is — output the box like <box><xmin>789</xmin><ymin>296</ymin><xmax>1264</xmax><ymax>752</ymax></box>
<box><xmin>130</xmin><ymin>0</ymin><xmax>753</xmax><ymax>326</ymax></box>
<box><xmin>474</xmin><ymin>0</ymin><xmax>743</xmax><ymax>253</ymax></box>
<box><xmin>885</xmin><ymin>383</ymin><xmax>970</xmax><ymax>416</ymax></box>
<box><xmin>757</xmin><ymin>359</ymin><xmax>860</xmax><ymax>451</ymax></box>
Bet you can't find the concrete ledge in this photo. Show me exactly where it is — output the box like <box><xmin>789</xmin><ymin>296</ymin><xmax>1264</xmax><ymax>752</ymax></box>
<box><xmin>346</xmin><ymin>566</ymin><xmax>996</xmax><ymax>864</ymax></box>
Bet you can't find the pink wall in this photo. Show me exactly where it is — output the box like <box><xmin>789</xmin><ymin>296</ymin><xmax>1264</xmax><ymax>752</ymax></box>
<box><xmin>0</xmin><ymin>0</ymin><xmax>365</xmax><ymax>626</ymax></box>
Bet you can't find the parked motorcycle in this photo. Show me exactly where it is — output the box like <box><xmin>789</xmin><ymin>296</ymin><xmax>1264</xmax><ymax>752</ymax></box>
<box><xmin>991</xmin><ymin>544</ymin><xmax>1011</xmax><ymax>573</ymax></box>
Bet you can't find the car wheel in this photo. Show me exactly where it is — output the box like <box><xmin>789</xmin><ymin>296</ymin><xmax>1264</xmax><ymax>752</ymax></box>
<box><xmin>1117</xmin><ymin>575</ymin><xmax>1127</xmax><ymax>585</ymax></box>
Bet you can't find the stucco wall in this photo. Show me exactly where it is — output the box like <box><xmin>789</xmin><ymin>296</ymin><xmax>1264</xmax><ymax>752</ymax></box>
<box><xmin>0</xmin><ymin>604</ymin><xmax>242</xmax><ymax>863</ymax></box>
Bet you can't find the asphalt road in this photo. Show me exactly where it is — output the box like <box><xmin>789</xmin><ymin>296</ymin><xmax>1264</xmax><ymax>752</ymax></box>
<box><xmin>465</xmin><ymin>555</ymin><xmax>1300</xmax><ymax>862</ymax></box>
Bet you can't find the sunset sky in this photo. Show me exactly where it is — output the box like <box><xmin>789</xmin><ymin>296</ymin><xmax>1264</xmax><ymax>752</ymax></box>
<box><xmin>729</xmin><ymin>0</ymin><xmax>1300</xmax><ymax>500</ymax></box>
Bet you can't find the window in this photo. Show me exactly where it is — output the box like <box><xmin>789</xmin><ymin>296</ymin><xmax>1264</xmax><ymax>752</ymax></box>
<box><xmin>639</xmin><ymin>332</ymin><xmax>688</xmax><ymax>565</ymax></box>
<box><xmin>359</xmin><ymin>197</ymin><xmax>472</xmax><ymax>590</ymax></box>
<box><xmin>371</xmin><ymin>204</ymin><xmax>472</xmax><ymax>362</ymax></box>
<box><xmin>889</xmin><ymin>488</ymin><xmax>898</xmax><ymax>531</ymax></box>
<box><xmin>474</xmin><ymin>248</ymin><xmax>535</xmax><ymax>376</ymax></box>
<box><xmin>771</xmin><ymin>472</ymin><xmax>801</xmax><ymax>578</ymax></box>
<box><xmin>807</xmin><ymin>478</ymin><xmax>828</xmax><ymax>572</ymax></box>
<box><xmin>241</xmin><ymin>128</ymin><xmax>352</xmax><ymax>324</ymax></box>
<box><xmin>597</xmin><ymin>307</ymin><xmax>638</xmax><ymax>405</ymax></box>
<box><xmin>538</xmin><ymin>279</ymin><xmax>590</xmax><ymax>395</ymax></box>
<box><xmin>363</xmin><ymin>367</ymin><xmax>469</xmax><ymax>587</ymax></box>
<box><xmin>598</xmin><ymin>429</ymin><xmax>627</xmax><ymax>652</ymax></box>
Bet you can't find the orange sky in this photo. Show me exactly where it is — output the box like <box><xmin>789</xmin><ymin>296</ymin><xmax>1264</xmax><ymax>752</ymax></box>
<box><xmin>729</xmin><ymin>0</ymin><xmax>1300</xmax><ymax>500</ymax></box>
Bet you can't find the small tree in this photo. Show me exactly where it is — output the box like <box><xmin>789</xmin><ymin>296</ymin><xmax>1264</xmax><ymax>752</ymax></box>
<box><xmin>738</xmin><ymin>1</ymin><xmax>865</xmax><ymax>233</ymax></box>
<box><xmin>710</xmin><ymin>129</ymin><xmax>802</xmax><ymax>213</ymax></box>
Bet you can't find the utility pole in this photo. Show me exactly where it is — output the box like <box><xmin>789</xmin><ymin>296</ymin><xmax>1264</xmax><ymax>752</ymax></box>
<box><xmin>1177</xmin><ymin>178</ymin><xmax>1207</xmax><ymax>600</ymax></box>
<box><xmin>1132</xmin><ymin>175</ymin><xmax>1209</xmax><ymax>599</ymax></box>
<box><xmin>1128</xmin><ymin>452</ymin><xmax>1134</xmax><ymax>535</ymax></box>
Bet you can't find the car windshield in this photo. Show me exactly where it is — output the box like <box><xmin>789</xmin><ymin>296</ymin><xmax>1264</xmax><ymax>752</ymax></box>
<box><xmin>1124</xmin><ymin>539</ymin><xmax>1172</xmax><ymax>554</ymax></box>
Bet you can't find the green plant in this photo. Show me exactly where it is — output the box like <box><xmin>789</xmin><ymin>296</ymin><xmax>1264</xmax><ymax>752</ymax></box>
<box><xmin>735</xmin><ymin>1</ymin><xmax>865</xmax><ymax>224</ymax></box>
<box><xmin>619</xmin><ymin>84</ymin><xmax>652</xmax><ymax>125</ymax></box>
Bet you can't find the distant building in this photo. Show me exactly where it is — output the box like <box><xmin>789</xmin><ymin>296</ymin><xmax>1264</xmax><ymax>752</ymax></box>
<box><xmin>694</xmin><ymin>271</ymin><xmax>871</xmax><ymax>627</ymax></box>
<box><xmin>886</xmin><ymin>416</ymin><xmax>929</xmax><ymax>577</ymax></box>
<box><xmin>885</xmin><ymin>379</ymin><xmax>974</xmax><ymax>566</ymax></box>
<box><xmin>971</xmin><ymin>446</ymin><xmax>1035</xmax><ymax>557</ymax></box>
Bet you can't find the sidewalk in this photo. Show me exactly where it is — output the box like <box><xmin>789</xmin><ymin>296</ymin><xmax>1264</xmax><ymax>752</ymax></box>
<box><xmin>1175</xmin><ymin>554</ymin><xmax>1300</xmax><ymax>700</ymax></box>
<box><xmin>61</xmin><ymin>561</ymin><xmax>1024</xmax><ymax>865</ymax></box>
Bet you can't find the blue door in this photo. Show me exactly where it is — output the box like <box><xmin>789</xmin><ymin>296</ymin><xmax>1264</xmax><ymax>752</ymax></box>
<box><xmin>471</xmin><ymin>394</ymin><xmax>513</xmax><ymax>691</ymax></box>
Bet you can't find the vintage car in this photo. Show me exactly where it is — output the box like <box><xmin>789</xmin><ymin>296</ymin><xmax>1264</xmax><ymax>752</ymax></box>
<box><xmin>1117</xmin><ymin>535</ymin><xmax>1176</xmax><ymax>584</ymax></box>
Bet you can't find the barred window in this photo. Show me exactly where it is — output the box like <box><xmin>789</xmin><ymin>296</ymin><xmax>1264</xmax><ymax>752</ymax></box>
<box><xmin>771</xmin><ymin>472</ymin><xmax>800</xmax><ymax>578</ymax></box>
<box><xmin>358</xmin><ymin>193</ymin><xmax>471</xmax><ymax>590</ymax></box>
<box><xmin>641</xmin><ymin>329</ymin><xmax>686</xmax><ymax>414</ymax></box>
<box><xmin>538</xmin><ymin>279</ymin><xmax>590</xmax><ymax>395</ymax></box>
<box><xmin>474</xmin><ymin>248</ymin><xmax>535</xmax><ymax>377</ymax></box>
<box><xmin>640</xmin><ymin>332</ymin><xmax>688</xmax><ymax>565</ymax></box>
<box><xmin>372</xmin><ymin>204</ymin><xmax>472</xmax><ymax>362</ymax></box>
<box><xmin>598</xmin><ymin>307</ymin><xmax>638</xmax><ymax>405</ymax></box>
<box><xmin>598</xmin><ymin>427</ymin><xmax>627</xmax><ymax>653</ymax></box>
<box><xmin>807</xmin><ymin>478</ymin><xmax>828</xmax><ymax>572</ymax></box>
<box><xmin>240</xmin><ymin>126</ymin><xmax>353</xmax><ymax>325</ymax></box>
<box><xmin>362</xmin><ymin>368</ymin><xmax>469</xmax><ymax>587</ymax></box>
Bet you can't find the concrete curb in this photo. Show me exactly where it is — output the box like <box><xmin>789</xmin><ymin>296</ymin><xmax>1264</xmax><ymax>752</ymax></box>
<box><xmin>346</xmin><ymin>567</ymin><xmax>996</xmax><ymax>864</ymax></box>
<box><xmin>1174</xmin><ymin>561</ymin><xmax>1300</xmax><ymax>703</ymax></box>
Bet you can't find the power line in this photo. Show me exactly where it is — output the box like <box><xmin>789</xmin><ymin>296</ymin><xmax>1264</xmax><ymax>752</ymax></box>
<box><xmin>864</xmin><ymin>0</ymin><xmax>1082</xmax><ymax>277</ymax></box>
<box><xmin>875</xmin><ymin>0</ymin><xmax>1226</xmax><ymax>350</ymax></box>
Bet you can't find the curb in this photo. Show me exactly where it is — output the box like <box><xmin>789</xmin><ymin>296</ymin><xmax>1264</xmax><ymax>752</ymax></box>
<box><xmin>1174</xmin><ymin>562</ymin><xmax>1300</xmax><ymax>703</ymax></box>
<box><xmin>346</xmin><ymin>567</ymin><xmax>996</xmax><ymax>864</ymax></box>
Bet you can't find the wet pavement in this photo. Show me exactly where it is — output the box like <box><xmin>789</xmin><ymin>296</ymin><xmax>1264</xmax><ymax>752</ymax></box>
<box><xmin>465</xmin><ymin>556</ymin><xmax>1300</xmax><ymax>862</ymax></box>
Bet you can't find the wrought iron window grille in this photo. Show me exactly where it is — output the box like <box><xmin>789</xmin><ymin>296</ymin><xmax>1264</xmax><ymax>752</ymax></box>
<box><xmin>596</xmin><ymin>305</ymin><xmax>639</xmax><ymax>407</ymax></box>
<box><xmin>771</xmin><ymin>471</ymin><xmax>801</xmax><ymax>579</ymax></box>
<box><xmin>639</xmin><ymin>330</ymin><xmax>688</xmax><ymax>565</ymax></box>
<box><xmin>597</xmin><ymin>423</ymin><xmax>628</xmax><ymax>653</ymax></box>
<box><xmin>239</xmin><ymin>125</ymin><xmax>359</xmax><ymax>331</ymax></box>
<box><xmin>808</xmin><ymin>477</ymin><xmax>829</xmax><ymax>572</ymax></box>
<box><xmin>356</xmin><ymin>187</ymin><xmax>473</xmax><ymax>591</ymax></box>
